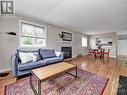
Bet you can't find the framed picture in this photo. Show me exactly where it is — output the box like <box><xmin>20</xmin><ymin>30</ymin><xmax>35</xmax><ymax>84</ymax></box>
<box><xmin>62</xmin><ymin>32</ymin><xmax>72</xmax><ymax>41</ymax></box>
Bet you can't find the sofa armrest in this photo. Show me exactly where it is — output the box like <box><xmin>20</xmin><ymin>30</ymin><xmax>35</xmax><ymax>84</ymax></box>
<box><xmin>55</xmin><ymin>52</ymin><xmax>64</xmax><ymax>61</ymax></box>
<box><xmin>11</xmin><ymin>55</ymin><xmax>19</xmax><ymax>77</ymax></box>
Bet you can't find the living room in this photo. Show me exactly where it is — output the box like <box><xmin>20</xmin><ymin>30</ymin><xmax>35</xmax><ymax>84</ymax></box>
<box><xmin>0</xmin><ymin>0</ymin><xmax>127</xmax><ymax>95</ymax></box>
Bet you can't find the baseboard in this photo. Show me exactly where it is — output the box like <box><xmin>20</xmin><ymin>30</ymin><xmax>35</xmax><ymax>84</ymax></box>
<box><xmin>75</xmin><ymin>53</ymin><xmax>88</xmax><ymax>57</ymax></box>
<box><xmin>82</xmin><ymin>53</ymin><xmax>88</xmax><ymax>56</ymax></box>
<box><xmin>0</xmin><ymin>66</ymin><xmax>11</xmax><ymax>73</ymax></box>
<box><xmin>118</xmin><ymin>55</ymin><xmax>127</xmax><ymax>58</ymax></box>
<box><xmin>109</xmin><ymin>55</ymin><xmax>116</xmax><ymax>58</ymax></box>
<box><xmin>72</xmin><ymin>55</ymin><xmax>77</xmax><ymax>58</ymax></box>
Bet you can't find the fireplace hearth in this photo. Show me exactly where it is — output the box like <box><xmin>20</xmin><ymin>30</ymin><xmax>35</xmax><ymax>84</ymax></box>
<box><xmin>61</xmin><ymin>47</ymin><xmax>72</xmax><ymax>59</ymax></box>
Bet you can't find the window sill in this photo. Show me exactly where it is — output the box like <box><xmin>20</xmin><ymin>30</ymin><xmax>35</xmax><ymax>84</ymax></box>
<box><xmin>19</xmin><ymin>46</ymin><xmax>46</xmax><ymax>49</ymax></box>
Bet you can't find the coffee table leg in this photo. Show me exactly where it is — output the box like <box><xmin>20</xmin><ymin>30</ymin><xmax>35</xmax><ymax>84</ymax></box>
<box><xmin>65</xmin><ymin>66</ymin><xmax>77</xmax><ymax>78</ymax></box>
<box><xmin>75</xmin><ymin>66</ymin><xmax>77</xmax><ymax>77</ymax></box>
<box><xmin>38</xmin><ymin>80</ymin><xmax>41</xmax><ymax>95</ymax></box>
<box><xmin>30</xmin><ymin>72</ymin><xmax>41</xmax><ymax>95</ymax></box>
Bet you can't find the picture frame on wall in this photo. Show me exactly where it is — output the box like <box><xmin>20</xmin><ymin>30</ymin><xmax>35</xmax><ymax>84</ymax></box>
<box><xmin>62</xmin><ymin>32</ymin><xmax>72</xmax><ymax>41</ymax></box>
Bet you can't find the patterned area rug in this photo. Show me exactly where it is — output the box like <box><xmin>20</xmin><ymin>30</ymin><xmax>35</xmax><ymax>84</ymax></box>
<box><xmin>4</xmin><ymin>69</ymin><xmax>108</xmax><ymax>95</ymax></box>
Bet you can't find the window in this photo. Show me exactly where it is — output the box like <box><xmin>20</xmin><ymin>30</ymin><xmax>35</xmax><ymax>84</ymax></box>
<box><xmin>20</xmin><ymin>21</ymin><xmax>46</xmax><ymax>48</ymax></box>
<box><xmin>82</xmin><ymin>36</ymin><xmax>87</xmax><ymax>47</ymax></box>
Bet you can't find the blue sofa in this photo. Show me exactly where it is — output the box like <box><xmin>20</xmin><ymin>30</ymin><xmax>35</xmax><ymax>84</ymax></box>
<box><xmin>11</xmin><ymin>49</ymin><xmax>64</xmax><ymax>77</ymax></box>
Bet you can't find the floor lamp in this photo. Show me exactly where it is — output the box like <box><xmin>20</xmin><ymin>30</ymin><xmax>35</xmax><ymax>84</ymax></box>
<box><xmin>0</xmin><ymin>32</ymin><xmax>16</xmax><ymax>77</ymax></box>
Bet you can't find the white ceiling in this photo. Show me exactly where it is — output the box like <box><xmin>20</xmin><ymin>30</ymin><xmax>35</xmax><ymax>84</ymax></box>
<box><xmin>15</xmin><ymin>0</ymin><xmax>127</xmax><ymax>35</ymax></box>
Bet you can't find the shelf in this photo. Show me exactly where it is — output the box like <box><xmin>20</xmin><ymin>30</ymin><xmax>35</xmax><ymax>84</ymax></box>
<box><xmin>59</xmin><ymin>41</ymin><xmax>72</xmax><ymax>43</ymax></box>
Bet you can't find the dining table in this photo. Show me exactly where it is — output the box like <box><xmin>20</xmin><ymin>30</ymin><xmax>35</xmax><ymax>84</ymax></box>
<box><xmin>89</xmin><ymin>48</ymin><xmax>109</xmax><ymax>60</ymax></box>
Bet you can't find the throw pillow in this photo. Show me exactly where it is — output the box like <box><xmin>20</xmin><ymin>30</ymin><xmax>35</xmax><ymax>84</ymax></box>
<box><xmin>55</xmin><ymin>52</ymin><xmax>62</xmax><ymax>57</ymax></box>
<box><xmin>19</xmin><ymin>52</ymin><xmax>35</xmax><ymax>64</ymax></box>
<box><xmin>39</xmin><ymin>49</ymin><xmax>56</xmax><ymax>59</ymax></box>
<box><xmin>16</xmin><ymin>49</ymin><xmax>41</xmax><ymax>62</ymax></box>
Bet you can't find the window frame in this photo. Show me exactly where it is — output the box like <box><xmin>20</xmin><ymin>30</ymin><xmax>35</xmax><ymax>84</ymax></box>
<box><xmin>19</xmin><ymin>20</ymin><xmax>46</xmax><ymax>48</ymax></box>
<box><xmin>82</xmin><ymin>36</ymin><xmax>87</xmax><ymax>47</ymax></box>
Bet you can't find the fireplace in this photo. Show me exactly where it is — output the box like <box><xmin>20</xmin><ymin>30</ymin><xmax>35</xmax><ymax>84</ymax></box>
<box><xmin>61</xmin><ymin>47</ymin><xmax>72</xmax><ymax>59</ymax></box>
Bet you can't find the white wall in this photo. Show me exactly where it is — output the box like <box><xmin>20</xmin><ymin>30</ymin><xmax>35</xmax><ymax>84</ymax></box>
<box><xmin>0</xmin><ymin>15</ymin><xmax>88</xmax><ymax>71</ymax></box>
<box><xmin>89</xmin><ymin>32</ymin><xmax>117</xmax><ymax>57</ymax></box>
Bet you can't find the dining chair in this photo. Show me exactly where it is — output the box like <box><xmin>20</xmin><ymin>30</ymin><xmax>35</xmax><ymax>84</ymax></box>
<box><xmin>88</xmin><ymin>49</ymin><xmax>94</xmax><ymax>57</ymax></box>
<box><xmin>94</xmin><ymin>49</ymin><xmax>103</xmax><ymax>59</ymax></box>
<box><xmin>102</xmin><ymin>48</ymin><xmax>110</xmax><ymax>59</ymax></box>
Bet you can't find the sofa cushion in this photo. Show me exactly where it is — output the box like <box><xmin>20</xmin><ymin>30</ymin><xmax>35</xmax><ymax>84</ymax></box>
<box><xmin>18</xmin><ymin>60</ymin><xmax>46</xmax><ymax>71</ymax></box>
<box><xmin>39</xmin><ymin>49</ymin><xmax>56</xmax><ymax>59</ymax></box>
<box><xmin>44</xmin><ymin>57</ymin><xmax>63</xmax><ymax>65</ymax></box>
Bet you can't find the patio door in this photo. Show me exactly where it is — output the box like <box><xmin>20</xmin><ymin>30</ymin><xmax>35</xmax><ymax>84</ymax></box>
<box><xmin>118</xmin><ymin>39</ymin><xmax>127</xmax><ymax>57</ymax></box>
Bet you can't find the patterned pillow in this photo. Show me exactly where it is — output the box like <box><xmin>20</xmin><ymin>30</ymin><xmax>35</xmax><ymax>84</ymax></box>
<box><xmin>16</xmin><ymin>49</ymin><xmax>41</xmax><ymax>63</ymax></box>
<box><xmin>19</xmin><ymin>52</ymin><xmax>35</xmax><ymax>64</ymax></box>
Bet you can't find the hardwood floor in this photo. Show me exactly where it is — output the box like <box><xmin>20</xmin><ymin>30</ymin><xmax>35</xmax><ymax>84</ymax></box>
<box><xmin>0</xmin><ymin>55</ymin><xmax>127</xmax><ymax>95</ymax></box>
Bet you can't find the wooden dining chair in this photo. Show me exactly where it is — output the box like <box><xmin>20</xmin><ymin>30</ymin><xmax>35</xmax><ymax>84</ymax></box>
<box><xmin>94</xmin><ymin>49</ymin><xmax>103</xmax><ymax>59</ymax></box>
<box><xmin>88</xmin><ymin>49</ymin><xmax>94</xmax><ymax>57</ymax></box>
<box><xmin>102</xmin><ymin>49</ymin><xmax>110</xmax><ymax>59</ymax></box>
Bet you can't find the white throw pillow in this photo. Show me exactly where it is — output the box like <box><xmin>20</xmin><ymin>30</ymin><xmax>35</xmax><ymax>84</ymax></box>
<box><xmin>19</xmin><ymin>52</ymin><xmax>37</xmax><ymax>64</ymax></box>
<box><xmin>55</xmin><ymin>52</ymin><xmax>61</xmax><ymax>57</ymax></box>
<box><xmin>32</xmin><ymin>54</ymin><xmax>37</xmax><ymax>62</ymax></box>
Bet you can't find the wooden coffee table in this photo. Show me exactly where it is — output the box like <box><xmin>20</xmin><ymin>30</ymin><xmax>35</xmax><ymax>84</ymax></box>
<box><xmin>30</xmin><ymin>62</ymin><xmax>77</xmax><ymax>95</ymax></box>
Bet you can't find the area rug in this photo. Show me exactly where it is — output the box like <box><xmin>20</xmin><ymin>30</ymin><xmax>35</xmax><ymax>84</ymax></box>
<box><xmin>4</xmin><ymin>69</ymin><xmax>109</xmax><ymax>95</ymax></box>
<box><xmin>117</xmin><ymin>75</ymin><xmax>127</xmax><ymax>95</ymax></box>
